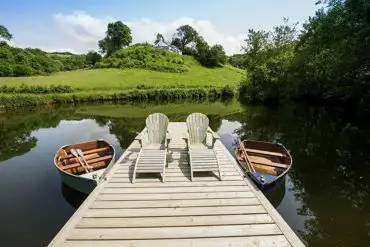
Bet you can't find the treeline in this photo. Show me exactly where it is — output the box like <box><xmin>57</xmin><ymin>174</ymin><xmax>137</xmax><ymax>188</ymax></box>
<box><xmin>0</xmin><ymin>42</ymin><xmax>102</xmax><ymax>77</ymax></box>
<box><xmin>237</xmin><ymin>0</ymin><xmax>370</xmax><ymax>111</ymax></box>
<box><xmin>0</xmin><ymin>24</ymin><xmax>102</xmax><ymax>77</ymax></box>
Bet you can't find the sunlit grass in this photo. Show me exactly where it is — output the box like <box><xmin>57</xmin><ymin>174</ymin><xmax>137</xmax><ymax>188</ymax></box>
<box><xmin>0</xmin><ymin>56</ymin><xmax>245</xmax><ymax>90</ymax></box>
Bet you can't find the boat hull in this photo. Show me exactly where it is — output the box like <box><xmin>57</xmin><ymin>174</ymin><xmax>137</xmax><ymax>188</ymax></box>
<box><xmin>235</xmin><ymin>140</ymin><xmax>292</xmax><ymax>189</ymax></box>
<box><xmin>57</xmin><ymin>169</ymin><xmax>97</xmax><ymax>194</ymax></box>
<box><xmin>54</xmin><ymin>140</ymin><xmax>115</xmax><ymax>194</ymax></box>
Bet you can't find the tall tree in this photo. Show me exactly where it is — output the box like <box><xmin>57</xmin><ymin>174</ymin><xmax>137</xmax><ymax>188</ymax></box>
<box><xmin>0</xmin><ymin>25</ymin><xmax>12</xmax><ymax>41</ymax></box>
<box><xmin>171</xmin><ymin>25</ymin><xmax>199</xmax><ymax>52</ymax></box>
<box><xmin>98</xmin><ymin>21</ymin><xmax>132</xmax><ymax>56</ymax></box>
<box><xmin>154</xmin><ymin>33</ymin><xmax>165</xmax><ymax>45</ymax></box>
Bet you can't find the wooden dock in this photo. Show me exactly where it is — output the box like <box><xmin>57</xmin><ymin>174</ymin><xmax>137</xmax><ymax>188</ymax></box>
<box><xmin>48</xmin><ymin>122</ymin><xmax>305</xmax><ymax>247</ymax></box>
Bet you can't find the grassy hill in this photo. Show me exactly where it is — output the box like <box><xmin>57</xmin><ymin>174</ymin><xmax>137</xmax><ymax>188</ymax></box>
<box><xmin>0</xmin><ymin>55</ymin><xmax>245</xmax><ymax>108</ymax></box>
<box><xmin>0</xmin><ymin>56</ymin><xmax>244</xmax><ymax>90</ymax></box>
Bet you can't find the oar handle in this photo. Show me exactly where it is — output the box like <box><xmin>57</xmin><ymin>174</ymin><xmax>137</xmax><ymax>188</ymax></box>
<box><xmin>70</xmin><ymin>149</ymin><xmax>89</xmax><ymax>173</ymax></box>
<box><xmin>238</xmin><ymin>139</ymin><xmax>256</xmax><ymax>173</ymax></box>
<box><xmin>77</xmin><ymin>149</ymin><xmax>93</xmax><ymax>172</ymax></box>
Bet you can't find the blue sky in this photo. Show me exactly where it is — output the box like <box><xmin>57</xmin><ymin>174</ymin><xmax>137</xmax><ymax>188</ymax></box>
<box><xmin>0</xmin><ymin>0</ymin><xmax>320</xmax><ymax>54</ymax></box>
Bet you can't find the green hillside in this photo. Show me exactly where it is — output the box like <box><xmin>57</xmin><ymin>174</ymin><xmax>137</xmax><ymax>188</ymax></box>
<box><xmin>0</xmin><ymin>56</ymin><xmax>244</xmax><ymax>90</ymax></box>
<box><xmin>0</xmin><ymin>55</ymin><xmax>244</xmax><ymax>107</ymax></box>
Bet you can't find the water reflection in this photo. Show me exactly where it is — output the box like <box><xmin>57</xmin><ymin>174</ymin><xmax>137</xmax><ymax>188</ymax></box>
<box><xmin>61</xmin><ymin>183</ymin><xmax>87</xmax><ymax>209</ymax></box>
<box><xmin>0</xmin><ymin>101</ymin><xmax>369</xmax><ymax>247</ymax></box>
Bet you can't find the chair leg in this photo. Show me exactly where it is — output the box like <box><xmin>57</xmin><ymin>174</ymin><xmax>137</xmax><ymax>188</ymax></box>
<box><xmin>132</xmin><ymin>150</ymin><xmax>142</xmax><ymax>184</ymax></box>
<box><xmin>162</xmin><ymin>157</ymin><xmax>166</xmax><ymax>183</ymax></box>
<box><xmin>189</xmin><ymin>150</ymin><xmax>194</xmax><ymax>181</ymax></box>
<box><xmin>132</xmin><ymin>166</ymin><xmax>137</xmax><ymax>184</ymax></box>
<box><xmin>215</xmin><ymin>151</ymin><xmax>222</xmax><ymax>181</ymax></box>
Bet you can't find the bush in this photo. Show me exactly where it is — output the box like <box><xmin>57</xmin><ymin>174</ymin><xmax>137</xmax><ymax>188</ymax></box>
<box><xmin>12</xmin><ymin>65</ymin><xmax>34</xmax><ymax>77</ymax></box>
<box><xmin>0</xmin><ymin>62</ymin><xmax>13</xmax><ymax>76</ymax></box>
<box><xmin>0</xmin><ymin>47</ymin><xmax>14</xmax><ymax>62</ymax></box>
<box><xmin>0</xmin><ymin>84</ymin><xmax>74</xmax><ymax>94</ymax></box>
<box><xmin>98</xmin><ymin>45</ymin><xmax>188</xmax><ymax>72</ymax></box>
<box><xmin>86</xmin><ymin>50</ymin><xmax>102</xmax><ymax>66</ymax></box>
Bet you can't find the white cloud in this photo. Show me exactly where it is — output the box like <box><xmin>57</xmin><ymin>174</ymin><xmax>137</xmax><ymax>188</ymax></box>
<box><xmin>50</xmin><ymin>12</ymin><xmax>245</xmax><ymax>55</ymax></box>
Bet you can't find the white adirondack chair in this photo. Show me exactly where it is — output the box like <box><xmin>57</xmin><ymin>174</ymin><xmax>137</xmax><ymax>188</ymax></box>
<box><xmin>185</xmin><ymin>113</ymin><xmax>222</xmax><ymax>181</ymax></box>
<box><xmin>132</xmin><ymin>113</ymin><xmax>170</xmax><ymax>183</ymax></box>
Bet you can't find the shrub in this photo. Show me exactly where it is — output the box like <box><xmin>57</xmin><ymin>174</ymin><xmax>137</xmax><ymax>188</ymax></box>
<box><xmin>86</xmin><ymin>50</ymin><xmax>102</xmax><ymax>66</ymax></box>
<box><xmin>12</xmin><ymin>65</ymin><xmax>34</xmax><ymax>77</ymax></box>
<box><xmin>99</xmin><ymin>45</ymin><xmax>188</xmax><ymax>72</ymax></box>
<box><xmin>0</xmin><ymin>47</ymin><xmax>14</xmax><ymax>62</ymax></box>
<box><xmin>0</xmin><ymin>62</ymin><xmax>13</xmax><ymax>76</ymax></box>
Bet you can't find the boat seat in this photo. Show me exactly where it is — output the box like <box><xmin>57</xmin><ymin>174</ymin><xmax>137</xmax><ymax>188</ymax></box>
<box><xmin>246</xmin><ymin>148</ymin><xmax>284</xmax><ymax>157</ymax></box>
<box><xmin>60</xmin><ymin>155</ymin><xmax>113</xmax><ymax>171</ymax></box>
<box><xmin>249</xmin><ymin>156</ymin><xmax>289</xmax><ymax>169</ymax></box>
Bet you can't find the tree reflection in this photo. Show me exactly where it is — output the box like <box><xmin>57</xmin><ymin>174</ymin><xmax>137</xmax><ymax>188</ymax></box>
<box><xmin>231</xmin><ymin>104</ymin><xmax>370</xmax><ymax>247</ymax></box>
<box><xmin>0</xmin><ymin>107</ymin><xmax>76</xmax><ymax>162</ymax></box>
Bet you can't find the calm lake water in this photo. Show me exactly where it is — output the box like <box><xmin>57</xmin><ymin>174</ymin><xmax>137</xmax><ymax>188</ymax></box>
<box><xmin>0</xmin><ymin>100</ymin><xmax>369</xmax><ymax>247</ymax></box>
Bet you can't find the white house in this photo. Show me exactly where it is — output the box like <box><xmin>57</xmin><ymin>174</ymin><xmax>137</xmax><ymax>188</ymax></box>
<box><xmin>153</xmin><ymin>40</ymin><xmax>182</xmax><ymax>55</ymax></box>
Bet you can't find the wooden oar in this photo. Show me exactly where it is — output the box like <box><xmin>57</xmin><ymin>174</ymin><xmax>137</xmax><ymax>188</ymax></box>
<box><xmin>238</xmin><ymin>139</ymin><xmax>256</xmax><ymax>173</ymax></box>
<box><xmin>77</xmin><ymin>149</ymin><xmax>94</xmax><ymax>172</ymax></box>
<box><xmin>70</xmin><ymin>149</ymin><xmax>89</xmax><ymax>173</ymax></box>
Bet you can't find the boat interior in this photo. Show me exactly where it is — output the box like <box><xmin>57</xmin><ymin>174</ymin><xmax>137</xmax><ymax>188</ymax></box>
<box><xmin>55</xmin><ymin>140</ymin><xmax>114</xmax><ymax>176</ymax></box>
<box><xmin>236</xmin><ymin>141</ymin><xmax>291</xmax><ymax>176</ymax></box>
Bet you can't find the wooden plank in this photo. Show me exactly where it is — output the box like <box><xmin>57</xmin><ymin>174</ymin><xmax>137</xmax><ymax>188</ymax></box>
<box><xmin>84</xmin><ymin>205</ymin><xmax>266</xmax><ymax>218</ymax></box>
<box><xmin>104</xmin><ymin>180</ymin><xmax>248</xmax><ymax>188</ymax></box>
<box><xmin>246</xmin><ymin>148</ymin><xmax>284</xmax><ymax>157</ymax></box>
<box><xmin>249</xmin><ymin>156</ymin><xmax>289</xmax><ymax>169</ymax></box>
<box><xmin>62</xmin><ymin>235</ymin><xmax>291</xmax><ymax>247</ymax></box>
<box><xmin>100</xmin><ymin>186</ymin><xmax>250</xmax><ymax>194</ymax></box>
<box><xmin>61</xmin><ymin>155</ymin><xmax>113</xmax><ymax>170</ymax></box>
<box><xmin>91</xmin><ymin>198</ymin><xmax>261</xmax><ymax>209</ymax></box>
<box><xmin>108</xmin><ymin>176</ymin><xmax>243</xmax><ymax>183</ymax></box>
<box><xmin>78</xmin><ymin>214</ymin><xmax>272</xmax><ymax>228</ymax></box>
<box><xmin>67</xmin><ymin>224</ymin><xmax>281</xmax><ymax>240</ymax></box>
<box><xmin>98</xmin><ymin>191</ymin><xmax>256</xmax><ymax>201</ymax></box>
<box><xmin>111</xmin><ymin>171</ymin><xmax>239</xmax><ymax>178</ymax></box>
<box><xmin>60</xmin><ymin>147</ymin><xmax>109</xmax><ymax>160</ymax></box>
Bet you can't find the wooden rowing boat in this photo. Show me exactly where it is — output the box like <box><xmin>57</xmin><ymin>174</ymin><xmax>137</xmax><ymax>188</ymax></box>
<box><xmin>54</xmin><ymin>140</ymin><xmax>115</xmax><ymax>194</ymax></box>
<box><xmin>235</xmin><ymin>140</ymin><xmax>292</xmax><ymax>188</ymax></box>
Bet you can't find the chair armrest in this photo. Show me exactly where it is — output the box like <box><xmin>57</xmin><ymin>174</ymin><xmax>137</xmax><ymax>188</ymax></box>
<box><xmin>166</xmin><ymin>130</ymin><xmax>172</xmax><ymax>141</ymax></box>
<box><xmin>207</xmin><ymin>129</ymin><xmax>220</xmax><ymax>147</ymax></box>
<box><xmin>135</xmin><ymin>128</ymin><xmax>147</xmax><ymax>147</ymax></box>
<box><xmin>182</xmin><ymin>132</ymin><xmax>190</xmax><ymax>149</ymax></box>
<box><xmin>166</xmin><ymin>131</ymin><xmax>172</xmax><ymax>150</ymax></box>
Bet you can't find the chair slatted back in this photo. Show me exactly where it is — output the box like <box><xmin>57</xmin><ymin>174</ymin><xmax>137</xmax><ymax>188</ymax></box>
<box><xmin>186</xmin><ymin>113</ymin><xmax>209</xmax><ymax>145</ymax></box>
<box><xmin>146</xmin><ymin>113</ymin><xmax>169</xmax><ymax>144</ymax></box>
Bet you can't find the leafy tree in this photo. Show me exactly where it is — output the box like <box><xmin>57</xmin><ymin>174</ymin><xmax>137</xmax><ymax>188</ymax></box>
<box><xmin>86</xmin><ymin>50</ymin><xmax>102</xmax><ymax>66</ymax></box>
<box><xmin>238</xmin><ymin>20</ymin><xmax>298</xmax><ymax>102</ymax></box>
<box><xmin>0</xmin><ymin>25</ymin><xmax>12</xmax><ymax>41</ymax></box>
<box><xmin>99</xmin><ymin>21</ymin><xmax>132</xmax><ymax>56</ymax></box>
<box><xmin>208</xmin><ymin>45</ymin><xmax>227</xmax><ymax>66</ymax></box>
<box><xmin>171</xmin><ymin>25</ymin><xmax>199</xmax><ymax>52</ymax></box>
<box><xmin>229</xmin><ymin>54</ymin><xmax>246</xmax><ymax>68</ymax></box>
<box><xmin>193</xmin><ymin>37</ymin><xmax>227</xmax><ymax>67</ymax></box>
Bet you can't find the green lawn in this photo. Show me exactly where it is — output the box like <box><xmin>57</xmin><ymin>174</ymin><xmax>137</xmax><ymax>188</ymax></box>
<box><xmin>0</xmin><ymin>56</ymin><xmax>245</xmax><ymax>108</ymax></box>
<box><xmin>0</xmin><ymin>56</ymin><xmax>244</xmax><ymax>90</ymax></box>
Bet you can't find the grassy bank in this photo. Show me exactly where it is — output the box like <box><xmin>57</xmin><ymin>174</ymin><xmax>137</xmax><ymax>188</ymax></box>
<box><xmin>0</xmin><ymin>56</ymin><xmax>244</xmax><ymax>108</ymax></box>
